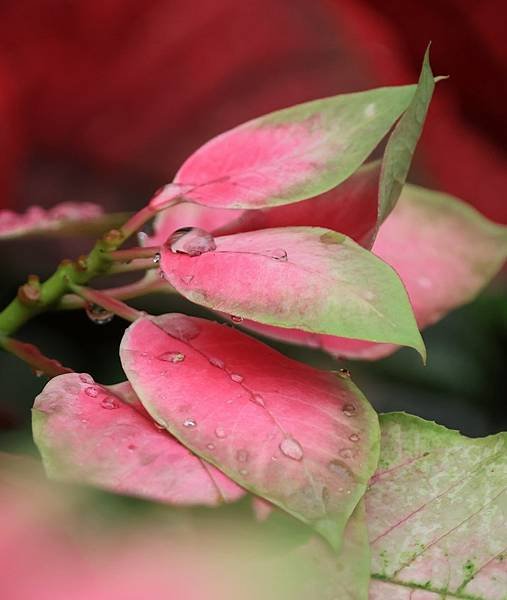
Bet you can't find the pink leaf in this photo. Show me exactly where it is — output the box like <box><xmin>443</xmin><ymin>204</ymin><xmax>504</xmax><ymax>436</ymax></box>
<box><xmin>150</xmin><ymin>84</ymin><xmax>416</xmax><ymax>210</ymax></box>
<box><xmin>235</xmin><ymin>185</ymin><xmax>507</xmax><ymax>360</ymax></box>
<box><xmin>159</xmin><ymin>226</ymin><xmax>425</xmax><ymax>357</ymax></box>
<box><xmin>32</xmin><ymin>373</ymin><xmax>245</xmax><ymax>506</ymax></box>
<box><xmin>216</xmin><ymin>161</ymin><xmax>380</xmax><ymax>247</ymax></box>
<box><xmin>120</xmin><ymin>313</ymin><xmax>380</xmax><ymax>550</ymax></box>
<box><xmin>0</xmin><ymin>202</ymin><xmax>122</xmax><ymax>240</ymax></box>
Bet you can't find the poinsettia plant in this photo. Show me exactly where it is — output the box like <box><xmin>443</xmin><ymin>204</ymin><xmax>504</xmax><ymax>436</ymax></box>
<box><xmin>1</xmin><ymin>50</ymin><xmax>506</xmax><ymax>599</ymax></box>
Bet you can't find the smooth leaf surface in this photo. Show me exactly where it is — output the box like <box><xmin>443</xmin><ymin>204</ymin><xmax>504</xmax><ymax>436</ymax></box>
<box><xmin>236</xmin><ymin>185</ymin><xmax>507</xmax><ymax>360</ymax></box>
<box><xmin>366</xmin><ymin>413</ymin><xmax>507</xmax><ymax>599</ymax></box>
<box><xmin>150</xmin><ymin>84</ymin><xmax>416</xmax><ymax>210</ymax></box>
<box><xmin>120</xmin><ymin>313</ymin><xmax>380</xmax><ymax>550</ymax></box>
<box><xmin>216</xmin><ymin>162</ymin><xmax>380</xmax><ymax>248</ymax></box>
<box><xmin>160</xmin><ymin>226</ymin><xmax>425</xmax><ymax>358</ymax></box>
<box><xmin>378</xmin><ymin>47</ymin><xmax>435</xmax><ymax>224</ymax></box>
<box><xmin>32</xmin><ymin>373</ymin><xmax>245</xmax><ymax>506</ymax></box>
<box><xmin>0</xmin><ymin>202</ymin><xmax>125</xmax><ymax>240</ymax></box>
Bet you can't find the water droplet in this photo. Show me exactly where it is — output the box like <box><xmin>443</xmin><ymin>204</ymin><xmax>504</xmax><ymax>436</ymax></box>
<box><xmin>85</xmin><ymin>303</ymin><xmax>114</xmax><ymax>325</ymax></box>
<box><xmin>158</xmin><ymin>351</ymin><xmax>185</xmax><ymax>363</ymax></box>
<box><xmin>342</xmin><ymin>403</ymin><xmax>356</xmax><ymax>417</ymax></box>
<box><xmin>84</xmin><ymin>386</ymin><xmax>99</xmax><ymax>398</ymax></box>
<box><xmin>137</xmin><ymin>231</ymin><xmax>149</xmax><ymax>246</ymax></box>
<box><xmin>230</xmin><ymin>315</ymin><xmax>243</xmax><ymax>323</ymax></box>
<box><xmin>80</xmin><ymin>418</ymin><xmax>88</xmax><ymax>424</ymax></box>
<box><xmin>79</xmin><ymin>373</ymin><xmax>93</xmax><ymax>384</ymax></box>
<box><xmin>101</xmin><ymin>396</ymin><xmax>120</xmax><ymax>410</ymax></box>
<box><xmin>128</xmin><ymin>443</ymin><xmax>136</xmax><ymax>451</ymax></box>
<box><xmin>154</xmin><ymin>422</ymin><xmax>165</xmax><ymax>430</ymax></box>
<box><xmin>239</xmin><ymin>468</ymin><xmax>248</xmax><ymax>476</ymax></box>
<box><xmin>251</xmin><ymin>393</ymin><xmax>265</xmax><ymax>407</ymax></box>
<box><xmin>159</xmin><ymin>270</ymin><xmax>166</xmax><ymax>280</ymax></box>
<box><xmin>279</xmin><ymin>438</ymin><xmax>304</xmax><ymax>461</ymax></box>
<box><xmin>230</xmin><ymin>373</ymin><xmax>244</xmax><ymax>383</ymax></box>
<box><xmin>236</xmin><ymin>449</ymin><xmax>249</xmax><ymax>462</ymax></box>
<box><xmin>215</xmin><ymin>427</ymin><xmax>227</xmax><ymax>439</ymax></box>
<box><xmin>349</xmin><ymin>433</ymin><xmax>360</xmax><ymax>442</ymax></box>
<box><xmin>183</xmin><ymin>418</ymin><xmax>197</xmax><ymax>428</ymax></box>
<box><xmin>167</xmin><ymin>227</ymin><xmax>216</xmax><ymax>256</ymax></box>
<box><xmin>339</xmin><ymin>448</ymin><xmax>355</xmax><ymax>460</ymax></box>
<box><xmin>153</xmin><ymin>252</ymin><xmax>161</xmax><ymax>264</ymax></box>
<box><xmin>207</xmin><ymin>443</ymin><xmax>215</xmax><ymax>451</ymax></box>
<box><xmin>338</xmin><ymin>368</ymin><xmax>351</xmax><ymax>378</ymax></box>
<box><xmin>34</xmin><ymin>369</ymin><xmax>44</xmax><ymax>377</ymax></box>
<box><xmin>271</xmin><ymin>248</ymin><xmax>288</xmax><ymax>261</ymax></box>
<box><xmin>208</xmin><ymin>357</ymin><xmax>225</xmax><ymax>369</ymax></box>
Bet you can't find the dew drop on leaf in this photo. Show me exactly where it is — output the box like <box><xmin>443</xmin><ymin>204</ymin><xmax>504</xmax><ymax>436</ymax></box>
<box><xmin>137</xmin><ymin>231</ymin><xmax>148</xmax><ymax>246</ymax></box>
<box><xmin>208</xmin><ymin>357</ymin><xmax>225</xmax><ymax>369</ymax></box>
<box><xmin>251</xmin><ymin>393</ymin><xmax>265</xmax><ymax>407</ymax></box>
<box><xmin>153</xmin><ymin>252</ymin><xmax>161</xmax><ymax>264</ymax></box>
<box><xmin>207</xmin><ymin>443</ymin><xmax>215</xmax><ymax>451</ymax></box>
<box><xmin>279</xmin><ymin>437</ymin><xmax>304</xmax><ymax>461</ymax></box>
<box><xmin>84</xmin><ymin>386</ymin><xmax>99</xmax><ymax>398</ymax></box>
<box><xmin>85</xmin><ymin>303</ymin><xmax>114</xmax><ymax>325</ymax></box>
<box><xmin>349</xmin><ymin>433</ymin><xmax>360</xmax><ymax>442</ymax></box>
<box><xmin>100</xmin><ymin>396</ymin><xmax>120</xmax><ymax>410</ymax></box>
<box><xmin>183</xmin><ymin>418</ymin><xmax>197</xmax><ymax>428</ymax></box>
<box><xmin>338</xmin><ymin>368</ymin><xmax>351</xmax><ymax>378</ymax></box>
<box><xmin>271</xmin><ymin>248</ymin><xmax>288</xmax><ymax>261</ymax></box>
<box><xmin>236</xmin><ymin>449</ymin><xmax>249</xmax><ymax>463</ymax></box>
<box><xmin>157</xmin><ymin>351</ymin><xmax>185</xmax><ymax>363</ymax></box>
<box><xmin>230</xmin><ymin>373</ymin><xmax>244</xmax><ymax>383</ymax></box>
<box><xmin>342</xmin><ymin>403</ymin><xmax>356</xmax><ymax>417</ymax></box>
<box><xmin>215</xmin><ymin>427</ymin><xmax>227</xmax><ymax>439</ymax></box>
<box><xmin>167</xmin><ymin>227</ymin><xmax>216</xmax><ymax>256</ymax></box>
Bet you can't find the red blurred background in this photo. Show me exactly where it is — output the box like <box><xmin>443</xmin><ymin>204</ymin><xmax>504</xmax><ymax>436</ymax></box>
<box><xmin>0</xmin><ymin>0</ymin><xmax>505</xmax><ymax>222</ymax></box>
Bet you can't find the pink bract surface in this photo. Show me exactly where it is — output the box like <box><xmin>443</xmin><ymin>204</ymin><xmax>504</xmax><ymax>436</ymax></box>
<box><xmin>120</xmin><ymin>313</ymin><xmax>379</xmax><ymax>549</ymax></box>
<box><xmin>33</xmin><ymin>374</ymin><xmax>245</xmax><ymax>506</ymax></box>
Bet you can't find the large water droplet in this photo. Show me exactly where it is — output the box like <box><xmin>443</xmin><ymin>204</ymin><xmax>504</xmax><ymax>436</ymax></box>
<box><xmin>85</xmin><ymin>303</ymin><xmax>114</xmax><ymax>325</ymax></box>
<box><xmin>279</xmin><ymin>438</ymin><xmax>304</xmax><ymax>461</ymax></box>
<box><xmin>183</xmin><ymin>418</ymin><xmax>197</xmax><ymax>428</ymax></box>
<box><xmin>158</xmin><ymin>351</ymin><xmax>185</xmax><ymax>363</ymax></box>
<box><xmin>271</xmin><ymin>248</ymin><xmax>288</xmax><ymax>261</ymax></box>
<box><xmin>349</xmin><ymin>433</ymin><xmax>360</xmax><ymax>442</ymax></box>
<box><xmin>167</xmin><ymin>227</ymin><xmax>216</xmax><ymax>257</ymax></box>
<box><xmin>84</xmin><ymin>386</ymin><xmax>99</xmax><ymax>398</ymax></box>
<box><xmin>152</xmin><ymin>252</ymin><xmax>161</xmax><ymax>264</ymax></box>
<box><xmin>79</xmin><ymin>373</ymin><xmax>94</xmax><ymax>384</ymax></box>
<box><xmin>230</xmin><ymin>373</ymin><xmax>244</xmax><ymax>383</ymax></box>
<box><xmin>342</xmin><ymin>403</ymin><xmax>356</xmax><ymax>417</ymax></box>
<box><xmin>209</xmin><ymin>357</ymin><xmax>225</xmax><ymax>369</ymax></box>
<box><xmin>236</xmin><ymin>449</ymin><xmax>249</xmax><ymax>462</ymax></box>
<box><xmin>251</xmin><ymin>393</ymin><xmax>265</xmax><ymax>407</ymax></box>
<box><xmin>215</xmin><ymin>427</ymin><xmax>227</xmax><ymax>439</ymax></box>
<box><xmin>101</xmin><ymin>396</ymin><xmax>120</xmax><ymax>410</ymax></box>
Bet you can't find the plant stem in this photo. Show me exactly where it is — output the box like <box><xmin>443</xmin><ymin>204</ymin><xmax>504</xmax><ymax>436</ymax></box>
<box><xmin>67</xmin><ymin>283</ymin><xmax>144</xmax><ymax>322</ymax></box>
<box><xmin>108</xmin><ymin>246</ymin><xmax>159</xmax><ymax>262</ymax></box>
<box><xmin>0</xmin><ymin>335</ymin><xmax>72</xmax><ymax>377</ymax></box>
<box><xmin>58</xmin><ymin>275</ymin><xmax>172</xmax><ymax>310</ymax></box>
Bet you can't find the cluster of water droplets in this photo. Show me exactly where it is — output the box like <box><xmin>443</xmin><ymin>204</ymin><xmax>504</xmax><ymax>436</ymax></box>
<box><xmin>79</xmin><ymin>374</ymin><xmax>120</xmax><ymax>410</ymax></box>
